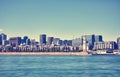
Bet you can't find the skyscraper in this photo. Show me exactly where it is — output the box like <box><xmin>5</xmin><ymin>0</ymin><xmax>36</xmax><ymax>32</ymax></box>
<box><xmin>81</xmin><ymin>34</ymin><xmax>95</xmax><ymax>45</ymax></box>
<box><xmin>0</xmin><ymin>33</ymin><xmax>7</xmax><ymax>45</ymax></box>
<box><xmin>23</xmin><ymin>36</ymin><xmax>28</xmax><ymax>44</ymax></box>
<box><xmin>95</xmin><ymin>35</ymin><xmax>103</xmax><ymax>42</ymax></box>
<box><xmin>81</xmin><ymin>34</ymin><xmax>95</xmax><ymax>50</ymax></box>
<box><xmin>26</xmin><ymin>39</ymin><xmax>31</xmax><ymax>45</ymax></box>
<box><xmin>40</xmin><ymin>34</ymin><xmax>46</xmax><ymax>45</ymax></box>
<box><xmin>117</xmin><ymin>37</ymin><xmax>120</xmax><ymax>50</ymax></box>
<box><xmin>47</xmin><ymin>37</ymin><xmax>54</xmax><ymax>45</ymax></box>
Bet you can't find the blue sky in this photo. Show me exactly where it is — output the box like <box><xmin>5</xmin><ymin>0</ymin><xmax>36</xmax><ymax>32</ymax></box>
<box><xmin>0</xmin><ymin>0</ymin><xmax>120</xmax><ymax>41</ymax></box>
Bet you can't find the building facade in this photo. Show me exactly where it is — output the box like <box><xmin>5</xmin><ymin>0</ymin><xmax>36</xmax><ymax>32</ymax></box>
<box><xmin>40</xmin><ymin>34</ymin><xmax>46</xmax><ymax>45</ymax></box>
<box><xmin>26</xmin><ymin>39</ymin><xmax>31</xmax><ymax>45</ymax></box>
<box><xmin>52</xmin><ymin>38</ymin><xmax>60</xmax><ymax>45</ymax></box>
<box><xmin>93</xmin><ymin>41</ymin><xmax>117</xmax><ymax>50</ymax></box>
<box><xmin>95</xmin><ymin>35</ymin><xmax>103</xmax><ymax>42</ymax></box>
<box><xmin>81</xmin><ymin>35</ymin><xmax>95</xmax><ymax>45</ymax></box>
<box><xmin>117</xmin><ymin>37</ymin><xmax>120</xmax><ymax>50</ymax></box>
<box><xmin>47</xmin><ymin>37</ymin><xmax>54</xmax><ymax>45</ymax></box>
<box><xmin>72</xmin><ymin>38</ymin><xmax>82</xmax><ymax>47</ymax></box>
<box><xmin>0</xmin><ymin>33</ymin><xmax>7</xmax><ymax>45</ymax></box>
<box><xmin>9</xmin><ymin>37</ymin><xmax>21</xmax><ymax>47</ymax></box>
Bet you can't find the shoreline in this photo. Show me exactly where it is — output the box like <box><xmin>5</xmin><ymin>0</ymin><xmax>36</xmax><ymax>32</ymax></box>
<box><xmin>0</xmin><ymin>52</ymin><xmax>90</xmax><ymax>56</ymax></box>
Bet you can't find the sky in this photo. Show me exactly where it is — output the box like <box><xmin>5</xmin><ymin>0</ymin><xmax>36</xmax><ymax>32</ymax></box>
<box><xmin>0</xmin><ymin>0</ymin><xmax>120</xmax><ymax>41</ymax></box>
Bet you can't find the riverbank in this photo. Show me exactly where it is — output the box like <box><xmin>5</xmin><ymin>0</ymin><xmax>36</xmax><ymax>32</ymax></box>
<box><xmin>0</xmin><ymin>52</ymin><xmax>90</xmax><ymax>56</ymax></box>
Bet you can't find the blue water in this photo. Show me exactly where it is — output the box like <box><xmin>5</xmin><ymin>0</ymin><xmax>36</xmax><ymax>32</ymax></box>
<box><xmin>0</xmin><ymin>55</ymin><xmax>120</xmax><ymax>77</ymax></box>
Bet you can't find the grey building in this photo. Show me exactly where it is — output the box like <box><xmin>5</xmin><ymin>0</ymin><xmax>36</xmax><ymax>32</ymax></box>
<box><xmin>72</xmin><ymin>38</ymin><xmax>82</xmax><ymax>47</ymax></box>
<box><xmin>81</xmin><ymin>34</ymin><xmax>95</xmax><ymax>45</ymax></box>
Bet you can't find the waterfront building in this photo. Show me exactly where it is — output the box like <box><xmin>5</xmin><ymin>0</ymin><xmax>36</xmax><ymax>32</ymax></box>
<box><xmin>47</xmin><ymin>37</ymin><xmax>54</xmax><ymax>45</ymax></box>
<box><xmin>81</xmin><ymin>34</ymin><xmax>103</xmax><ymax>50</ymax></box>
<box><xmin>81</xmin><ymin>34</ymin><xmax>95</xmax><ymax>45</ymax></box>
<box><xmin>40</xmin><ymin>34</ymin><xmax>46</xmax><ymax>45</ymax></box>
<box><xmin>93</xmin><ymin>42</ymin><xmax>105</xmax><ymax>50</ymax></box>
<box><xmin>0</xmin><ymin>33</ymin><xmax>7</xmax><ymax>45</ymax></box>
<box><xmin>93</xmin><ymin>41</ymin><xmax>117</xmax><ymax>50</ymax></box>
<box><xmin>83</xmin><ymin>37</ymin><xmax>87</xmax><ymax>52</ymax></box>
<box><xmin>117</xmin><ymin>37</ymin><xmax>120</xmax><ymax>50</ymax></box>
<box><xmin>81</xmin><ymin>35</ymin><xmax>95</xmax><ymax>50</ymax></box>
<box><xmin>9</xmin><ymin>37</ymin><xmax>21</xmax><ymax>47</ymax></box>
<box><xmin>104</xmin><ymin>41</ymin><xmax>117</xmax><ymax>50</ymax></box>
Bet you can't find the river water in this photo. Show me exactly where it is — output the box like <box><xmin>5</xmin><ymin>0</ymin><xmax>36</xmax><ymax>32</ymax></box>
<box><xmin>0</xmin><ymin>55</ymin><xmax>120</xmax><ymax>77</ymax></box>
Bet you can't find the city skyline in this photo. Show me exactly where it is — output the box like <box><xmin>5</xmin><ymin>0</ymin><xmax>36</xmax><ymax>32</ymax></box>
<box><xmin>0</xmin><ymin>32</ymin><xmax>119</xmax><ymax>53</ymax></box>
<box><xmin>0</xmin><ymin>0</ymin><xmax>120</xmax><ymax>41</ymax></box>
<box><xmin>0</xmin><ymin>32</ymin><xmax>119</xmax><ymax>42</ymax></box>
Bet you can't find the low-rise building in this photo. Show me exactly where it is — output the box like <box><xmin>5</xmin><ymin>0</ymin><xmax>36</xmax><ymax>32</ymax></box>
<box><xmin>93</xmin><ymin>41</ymin><xmax>117</xmax><ymax>50</ymax></box>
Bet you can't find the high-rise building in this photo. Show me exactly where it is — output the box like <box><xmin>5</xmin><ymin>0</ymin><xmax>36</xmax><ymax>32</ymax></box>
<box><xmin>47</xmin><ymin>37</ymin><xmax>54</xmax><ymax>45</ymax></box>
<box><xmin>81</xmin><ymin>34</ymin><xmax>95</xmax><ymax>45</ymax></box>
<box><xmin>0</xmin><ymin>33</ymin><xmax>7</xmax><ymax>45</ymax></box>
<box><xmin>95</xmin><ymin>35</ymin><xmax>103</xmax><ymax>42</ymax></box>
<box><xmin>81</xmin><ymin>34</ymin><xmax>95</xmax><ymax>50</ymax></box>
<box><xmin>26</xmin><ymin>39</ymin><xmax>31</xmax><ymax>45</ymax></box>
<box><xmin>9</xmin><ymin>37</ymin><xmax>21</xmax><ymax>47</ymax></box>
<box><xmin>40</xmin><ymin>34</ymin><xmax>46</xmax><ymax>45</ymax></box>
<box><xmin>117</xmin><ymin>37</ymin><xmax>120</xmax><ymax>50</ymax></box>
<box><xmin>72</xmin><ymin>38</ymin><xmax>82</xmax><ymax>47</ymax></box>
<box><xmin>23</xmin><ymin>36</ymin><xmax>28</xmax><ymax>43</ymax></box>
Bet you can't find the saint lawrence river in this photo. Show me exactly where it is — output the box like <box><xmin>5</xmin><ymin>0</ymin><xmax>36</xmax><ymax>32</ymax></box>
<box><xmin>0</xmin><ymin>55</ymin><xmax>120</xmax><ymax>77</ymax></box>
